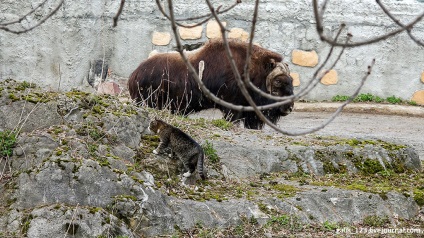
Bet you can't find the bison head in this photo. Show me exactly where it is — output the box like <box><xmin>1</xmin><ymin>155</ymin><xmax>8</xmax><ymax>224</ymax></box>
<box><xmin>265</xmin><ymin>60</ymin><xmax>294</xmax><ymax>116</ymax></box>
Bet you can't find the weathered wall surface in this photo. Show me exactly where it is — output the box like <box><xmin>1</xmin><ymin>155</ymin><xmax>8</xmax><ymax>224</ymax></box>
<box><xmin>1</xmin><ymin>0</ymin><xmax>423</xmax><ymax>102</ymax></box>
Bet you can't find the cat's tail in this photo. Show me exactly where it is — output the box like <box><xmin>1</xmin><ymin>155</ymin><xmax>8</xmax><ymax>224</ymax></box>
<box><xmin>197</xmin><ymin>151</ymin><xmax>206</xmax><ymax>180</ymax></box>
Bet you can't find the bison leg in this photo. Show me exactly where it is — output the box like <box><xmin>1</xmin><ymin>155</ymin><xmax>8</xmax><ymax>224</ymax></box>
<box><xmin>243</xmin><ymin>112</ymin><xmax>265</xmax><ymax>130</ymax></box>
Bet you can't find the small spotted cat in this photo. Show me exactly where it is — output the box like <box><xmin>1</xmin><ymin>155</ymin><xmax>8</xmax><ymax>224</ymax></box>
<box><xmin>149</xmin><ymin>118</ymin><xmax>206</xmax><ymax>180</ymax></box>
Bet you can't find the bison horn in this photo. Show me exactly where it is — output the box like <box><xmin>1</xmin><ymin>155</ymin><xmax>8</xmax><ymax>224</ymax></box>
<box><xmin>266</xmin><ymin>62</ymin><xmax>290</xmax><ymax>93</ymax></box>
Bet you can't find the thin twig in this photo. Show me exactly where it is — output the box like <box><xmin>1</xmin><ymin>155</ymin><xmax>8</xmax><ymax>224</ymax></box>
<box><xmin>64</xmin><ymin>203</ymin><xmax>80</xmax><ymax>238</ymax></box>
<box><xmin>313</xmin><ymin>0</ymin><xmax>424</xmax><ymax>47</ymax></box>
<box><xmin>0</xmin><ymin>0</ymin><xmax>65</xmax><ymax>34</ymax></box>
<box><xmin>156</xmin><ymin>0</ymin><xmax>240</xmax><ymax>28</ymax></box>
<box><xmin>113</xmin><ymin>0</ymin><xmax>126</xmax><ymax>27</ymax></box>
<box><xmin>0</xmin><ymin>0</ymin><xmax>48</xmax><ymax>26</ymax></box>
<box><xmin>262</xmin><ymin>59</ymin><xmax>376</xmax><ymax>136</ymax></box>
<box><xmin>375</xmin><ymin>0</ymin><xmax>424</xmax><ymax>47</ymax></box>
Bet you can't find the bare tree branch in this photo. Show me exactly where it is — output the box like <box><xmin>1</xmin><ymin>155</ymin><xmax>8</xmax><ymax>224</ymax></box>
<box><xmin>2</xmin><ymin>0</ymin><xmax>422</xmax><ymax>136</ymax></box>
<box><xmin>375</xmin><ymin>0</ymin><xmax>424</xmax><ymax>47</ymax></box>
<box><xmin>161</xmin><ymin>0</ymin><xmax>384</xmax><ymax>136</ymax></box>
<box><xmin>113</xmin><ymin>0</ymin><xmax>126</xmax><ymax>27</ymax></box>
<box><xmin>0</xmin><ymin>0</ymin><xmax>64</xmax><ymax>34</ymax></box>
<box><xmin>313</xmin><ymin>0</ymin><xmax>424</xmax><ymax>47</ymax></box>
<box><xmin>263</xmin><ymin>59</ymin><xmax>375</xmax><ymax>136</ymax></box>
<box><xmin>156</xmin><ymin>0</ymin><xmax>241</xmax><ymax>28</ymax></box>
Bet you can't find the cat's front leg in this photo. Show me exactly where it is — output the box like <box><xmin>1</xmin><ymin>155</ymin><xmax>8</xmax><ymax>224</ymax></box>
<box><xmin>182</xmin><ymin>158</ymin><xmax>196</xmax><ymax>178</ymax></box>
<box><xmin>183</xmin><ymin>171</ymin><xmax>192</xmax><ymax>177</ymax></box>
<box><xmin>153</xmin><ymin>141</ymin><xmax>167</xmax><ymax>155</ymax></box>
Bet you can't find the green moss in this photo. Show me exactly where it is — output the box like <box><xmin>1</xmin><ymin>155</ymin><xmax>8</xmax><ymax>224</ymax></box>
<box><xmin>92</xmin><ymin>105</ymin><xmax>105</xmax><ymax>114</ymax></box>
<box><xmin>257</xmin><ymin>202</ymin><xmax>269</xmax><ymax>213</ymax></box>
<box><xmin>360</xmin><ymin>159</ymin><xmax>385</xmax><ymax>174</ymax></box>
<box><xmin>65</xmin><ymin>90</ymin><xmax>90</xmax><ymax>99</ymax></box>
<box><xmin>15</xmin><ymin>81</ymin><xmax>36</xmax><ymax>91</ymax></box>
<box><xmin>265</xmin><ymin>214</ymin><xmax>302</xmax><ymax>231</ymax></box>
<box><xmin>379</xmin><ymin>192</ymin><xmax>388</xmax><ymax>200</ymax></box>
<box><xmin>345</xmin><ymin>183</ymin><xmax>367</xmax><ymax>191</ymax></box>
<box><xmin>88</xmin><ymin>127</ymin><xmax>105</xmax><ymax>141</ymax></box>
<box><xmin>211</xmin><ymin>119</ymin><xmax>233</xmax><ymax>130</ymax></box>
<box><xmin>322</xmin><ymin>221</ymin><xmax>339</xmax><ymax>231</ymax></box>
<box><xmin>363</xmin><ymin>215</ymin><xmax>389</xmax><ymax>227</ymax></box>
<box><xmin>89</xmin><ymin>207</ymin><xmax>102</xmax><ymax>214</ymax></box>
<box><xmin>290</xmin><ymin>141</ymin><xmax>309</xmax><ymax>146</ymax></box>
<box><xmin>269</xmin><ymin>183</ymin><xmax>299</xmax><ymax>198</ymax></box>
<box><xmin>141</xmin><ymin>135</ymin><xmax>160</xmax><ymax>148</ymax></box>
<box><xmin>23</xmin><ymin>93</ymin><xmax>50</xmax><ymax>103</ymax></box>
<box><xmin>345</xmin><ymin>138</ymin><xmax>362</xmax><ymax>146</ymax></box>
<box><xmin>295</xmin><ymin>170</ymin><xmax>424</xmax><ymax>202</ymax></box>
<box><xmin>6</xmin><ymin>197</ymin><xmax>17</xmax><ymax>206</ymax></box>
<box><xmin>21</xmin><ymin>214</ymin><xmax>34</xmax><ymax>235</ymax></box>
<box><xmin>57</xmin><ymin>161</ymin><xmax>67</xmax><ymax>170</ymax></box>
<box><xmin>413</xmin><ymin>189</ymin><xmax>424</xmax><ymax>206</ymax></box>
<box><xmin>377</xmin><ymin>140</ymin><xmax>406</xmax><ymax>150</ymax></box>
<box><xmin>96</xmin><ymin>157</ymin><xmax>111</xmax><ymax>167</ymax></box>
<box><xmin>114</xmin><ymin>194</ymin><xmax>137</xmax><ymax>201</ymax></box>
<box><xmin>322</xmin><ymin>160</ymin><xmax>347</xmax><ymax>174</ymax></box>
<box><xmin>8</xmin><ymin>93</ymin><xmax>20</xmax><ymax>102</ymax></box>
<box><xmin>131</xmin><ymin>175</ymin><xmax>144</xmax><ymax>184</ymax></box>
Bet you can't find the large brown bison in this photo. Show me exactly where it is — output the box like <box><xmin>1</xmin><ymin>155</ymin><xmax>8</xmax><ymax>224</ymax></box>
<box><xmin>128</xmin><ymin>40</ymin><xmax>294</xmax><ymax>129</ymax></box>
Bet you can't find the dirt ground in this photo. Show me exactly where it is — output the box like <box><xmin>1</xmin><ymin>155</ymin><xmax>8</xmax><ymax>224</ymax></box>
<box><xmin>268</xmin><ymin>103</ymin><xmax>424</xmax><ymax>160</ymax></box>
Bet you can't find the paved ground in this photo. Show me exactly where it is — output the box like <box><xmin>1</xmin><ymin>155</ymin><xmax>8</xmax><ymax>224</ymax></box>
<box><xmin>272</xmin><ymin>102</ymin><xmax>424</xmax><ymax>160</ymax></box>
<box><xmin>190</xmin><ymin>102</ymin><xmax>424</xmax><ymax>160</ymax></box>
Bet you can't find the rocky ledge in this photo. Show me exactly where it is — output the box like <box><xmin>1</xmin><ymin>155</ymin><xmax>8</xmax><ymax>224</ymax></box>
<box><xmin>0</xmin><ymin>80</ymin><xmax>422</xmax><ymax>237</ymax></box>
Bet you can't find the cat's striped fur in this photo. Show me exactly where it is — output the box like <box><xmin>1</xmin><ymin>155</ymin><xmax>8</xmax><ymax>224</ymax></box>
<box><xmin>149</xmin><ymin>118</ymin><xmax>206</xmax><ymax>180</ymax></box>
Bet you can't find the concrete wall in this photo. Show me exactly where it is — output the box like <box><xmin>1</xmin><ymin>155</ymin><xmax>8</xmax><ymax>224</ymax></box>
<box><xmin>1</xmin><ymin>0</ymin><xmax>423</xmax><ymax>103</ymax></box>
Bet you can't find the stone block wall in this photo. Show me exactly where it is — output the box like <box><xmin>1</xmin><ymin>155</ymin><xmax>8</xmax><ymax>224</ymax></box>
<box><xmin>1</xmin><ymin>0</ymin><xmax>423</xmax><ymax>104</ymax></box>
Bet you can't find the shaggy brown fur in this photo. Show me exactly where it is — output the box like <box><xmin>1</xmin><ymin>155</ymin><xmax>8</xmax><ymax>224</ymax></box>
<box><xmin>128</xmin><ymin>40</ymin><xmax>294</xmax><ymax>129</ymax></box>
